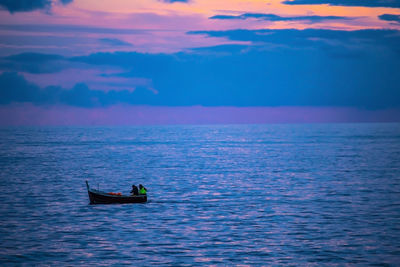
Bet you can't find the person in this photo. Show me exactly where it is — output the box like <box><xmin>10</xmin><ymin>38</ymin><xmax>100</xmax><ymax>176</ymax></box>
<box><xmin>139</xmin><ymin>184</ymin><xmax>147</xmax><ymax>195</ymax></box>
<box><xmin>130</xmin><ymin>184</ymin><xmax>139</xmax><ymax>196</ymax></box>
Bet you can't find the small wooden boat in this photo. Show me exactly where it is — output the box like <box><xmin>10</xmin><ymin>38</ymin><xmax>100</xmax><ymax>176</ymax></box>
<box><xmin>86</xmin><ymin>181</ymin><xmax>147</xmax><ymax>204</ymax></box>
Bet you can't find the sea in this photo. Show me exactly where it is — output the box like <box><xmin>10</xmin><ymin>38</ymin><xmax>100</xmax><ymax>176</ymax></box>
<box><xmin>0</xmin><ymin>123</ymin><xmax>399</xmax><ymax>266</ymax></box>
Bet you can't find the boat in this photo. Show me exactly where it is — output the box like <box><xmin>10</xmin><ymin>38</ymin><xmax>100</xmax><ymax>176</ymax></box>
<box><xmin>86</xmin><ymin>181</ymin><xmax>147</xmax><ymax>204</ymax></box>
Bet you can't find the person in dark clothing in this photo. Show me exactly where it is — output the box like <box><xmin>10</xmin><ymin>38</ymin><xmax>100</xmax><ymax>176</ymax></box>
<box><xmin>139</xmin><ymin>184</ymin><xmax>147</xmax><ymax>195</ymax></box>
<box><xmin>130</xmin><ymin>184</ymin><xmax>139</xmax><ymax>196</ymax></box>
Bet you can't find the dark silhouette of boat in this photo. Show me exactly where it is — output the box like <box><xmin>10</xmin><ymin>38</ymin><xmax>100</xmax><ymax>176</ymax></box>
<box><xmin>86</xmin><ymin>181</ymin><xmax>147</xmax><ymax>204</ymax></box>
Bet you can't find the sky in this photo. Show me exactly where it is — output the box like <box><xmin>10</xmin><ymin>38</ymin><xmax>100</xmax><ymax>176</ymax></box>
<box><xmin>0</xmin><ymin>0</ymin><xmax>399</xmax><ymax>125</ymax></box>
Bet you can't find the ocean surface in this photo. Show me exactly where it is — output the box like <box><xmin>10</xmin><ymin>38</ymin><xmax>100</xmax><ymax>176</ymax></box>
<box><xmin>0</xmin><ymin>124</ymin><xmax>399</xmax><ymax>266</ymax></box>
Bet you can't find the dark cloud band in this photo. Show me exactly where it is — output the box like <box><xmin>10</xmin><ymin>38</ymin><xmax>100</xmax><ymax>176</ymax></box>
<box><xmin>282</xmin><ymin>0</ymin><xmax>400</xmax><ymax>8</ymax></box>
<box><xmin>379</xmin><ymin>14</ymin><xmax>400</xmax><ymax>23</ymax></box>
<box><xmin>0</xmin><ymin>0</ymin><xmax>73</xmax><ymax>13</ymax></box>
<box><xmin>210</xmin><ymin>13</ymin><xmax>349</xmax><ymax>23</ymax></box>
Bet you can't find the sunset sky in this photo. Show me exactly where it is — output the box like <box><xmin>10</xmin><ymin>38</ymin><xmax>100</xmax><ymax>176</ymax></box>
<box><xmin>0</xmin><ymin>0</ymin><xmax>399</xmax><ymax>125</ymax></box>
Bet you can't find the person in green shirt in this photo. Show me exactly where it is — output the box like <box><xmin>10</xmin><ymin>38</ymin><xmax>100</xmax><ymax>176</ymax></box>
<box><xmin>139</xmin><ymin>184</ymin><xmax>147</xmax><ymax>195</ymax></box>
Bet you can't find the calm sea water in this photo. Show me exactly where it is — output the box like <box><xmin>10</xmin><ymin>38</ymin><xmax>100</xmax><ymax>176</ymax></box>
<box><xmin>0</xmin><ymin>124</ymin><xmax>399</xmax><ymax>265</ymax></box>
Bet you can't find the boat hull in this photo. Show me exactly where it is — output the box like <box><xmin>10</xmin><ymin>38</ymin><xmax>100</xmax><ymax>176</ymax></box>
<box><xmin>88</xmin><ymin>189</ymin><xmax>147</xmax><ymax>204</ymax></box>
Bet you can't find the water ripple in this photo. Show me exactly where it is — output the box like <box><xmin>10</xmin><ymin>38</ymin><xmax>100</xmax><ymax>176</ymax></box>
<box><xmin>0</xmin><ymin>124</ymin><xmax>399</xmax><ymax>265</ymax></box>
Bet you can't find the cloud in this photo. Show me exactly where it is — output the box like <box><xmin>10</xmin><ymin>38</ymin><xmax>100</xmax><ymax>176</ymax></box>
<box><xmin>0</xmin><ymin>0</ymin><xmax>73</xmax><ymax>13</ymax></box>
<box><xmin>379</xmin><ymin>14</ymin><xmax>400</xmax><ymax>23</ymax></box>
<box><xmin>67</xmin><ymin>29</ymin><xmax>400</xmax><ymax>108</ymax></box>
<box><xmin>0</xmin><ymin>72</ymin><xmax>41</xmax><ymax>104</ymax></box>
<box><xmin>209</xmin><ymin>13</ymin><xmax>349</xmax><ymax>23</ymax></box>
<box><xmin>0</xmin><ymin>25</ymin><xmax>148</xmax><ymax>57</ymax></box>
<box><xmin>0</xmin><ymin>72</ymin><xmax>158</xmax><ymax>107</ymax></box>
<box><xmin>0</xmin><ymin>0</ymin><xmax>51</xmax><ymax>13</ymax></box>
<box><xmin>282</xmin><ymin>0</ymin><xmax>400</xmax><ymax>8</ymax></box>
<box><xmin>70</xmin><ymin>51</ymin><xmax>173</xmax><ymax>72</ymax></box>
<box><xmin>0</xmin><ymin>24</ymin><xmax>147</xmax><ymax>35</ymax></box>
<box><xmin>0</xmin><ymin>52</ymin><xmax>68</xmax><ymax>73</ymax></box>
<box><xmin>2</xmin><ymin>28</ymin><xmax>400</xmax><ymax>109</ymax></box>
<box><xmin>98</xmin><ymin>38</ymin><xmax>133</xmax><ymax>47</ymax></box>
<box><xmin>4</xmin><ymin>52</ymin><xmax>64</xmax><ymax>62</ymax></box>
<box><xmin>188</xmin><ymin>28</ymin><xmax>400</xmax><ymax>53</ymax></box>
